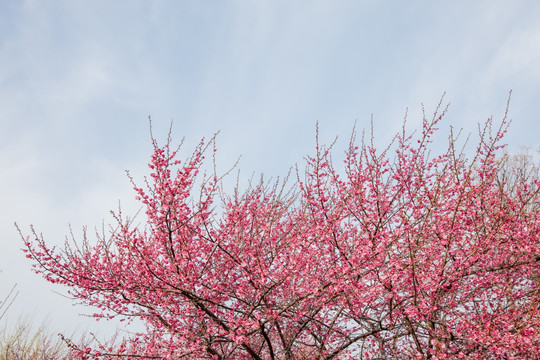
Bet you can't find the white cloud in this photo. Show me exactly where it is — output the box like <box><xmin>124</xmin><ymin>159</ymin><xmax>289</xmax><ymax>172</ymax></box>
<box><xmin>1</xmin><ymin>0</ymin><xmax>539</xmax><ymax>339</ymax></box>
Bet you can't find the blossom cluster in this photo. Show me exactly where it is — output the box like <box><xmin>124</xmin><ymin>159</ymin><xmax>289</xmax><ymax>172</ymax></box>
<box><xmin>22</xmin><ymin>102</ymin><xmax>540</xmax><ymax>359</ymax></box>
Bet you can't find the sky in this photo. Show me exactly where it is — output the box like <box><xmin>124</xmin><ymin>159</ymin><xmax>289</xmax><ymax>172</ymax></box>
<box><xmin>1</xmin><ymin>0</ymin><xmax>539</xmax><ymax>339</ymax></box>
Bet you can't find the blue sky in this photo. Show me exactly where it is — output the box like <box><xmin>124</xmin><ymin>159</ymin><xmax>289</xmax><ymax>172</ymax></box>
<box><xmin>1</xmin><ymin>1</ymin><xmax>539</xmax><ymax>338</ymax></box>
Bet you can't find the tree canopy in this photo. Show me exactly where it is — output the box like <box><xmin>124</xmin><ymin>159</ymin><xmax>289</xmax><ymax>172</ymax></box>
<box><xmin>20</xmin><ymin>100</ymin><xmax>540</xmax><ymax>359</ymax></box>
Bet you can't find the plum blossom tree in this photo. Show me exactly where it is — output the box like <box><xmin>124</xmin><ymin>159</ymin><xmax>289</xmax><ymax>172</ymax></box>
<box><xmin>19</xmin><ymin>98</ymin><xmax>540</xmax><ymax>359</ymax></box>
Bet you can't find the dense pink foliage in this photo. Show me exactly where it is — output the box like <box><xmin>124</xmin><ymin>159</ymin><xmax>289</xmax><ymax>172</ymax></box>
<box><xmin>22</xmin><ymin>103</ymin><xmax>540</xmax><ymax>359</ymax></box>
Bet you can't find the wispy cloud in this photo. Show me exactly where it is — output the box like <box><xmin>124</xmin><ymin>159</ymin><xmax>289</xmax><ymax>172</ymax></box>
<box><xmin>1</xmin><ymin>0</ymin><xmax>539</xmax><ymax>338</ymax></box>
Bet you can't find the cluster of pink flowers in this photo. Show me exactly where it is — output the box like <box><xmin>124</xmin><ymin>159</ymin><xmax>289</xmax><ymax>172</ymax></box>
<box><xmin>23</xmin><ymin>103</ymin><xmax>540</xmax><ymax>359</ymax></box>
